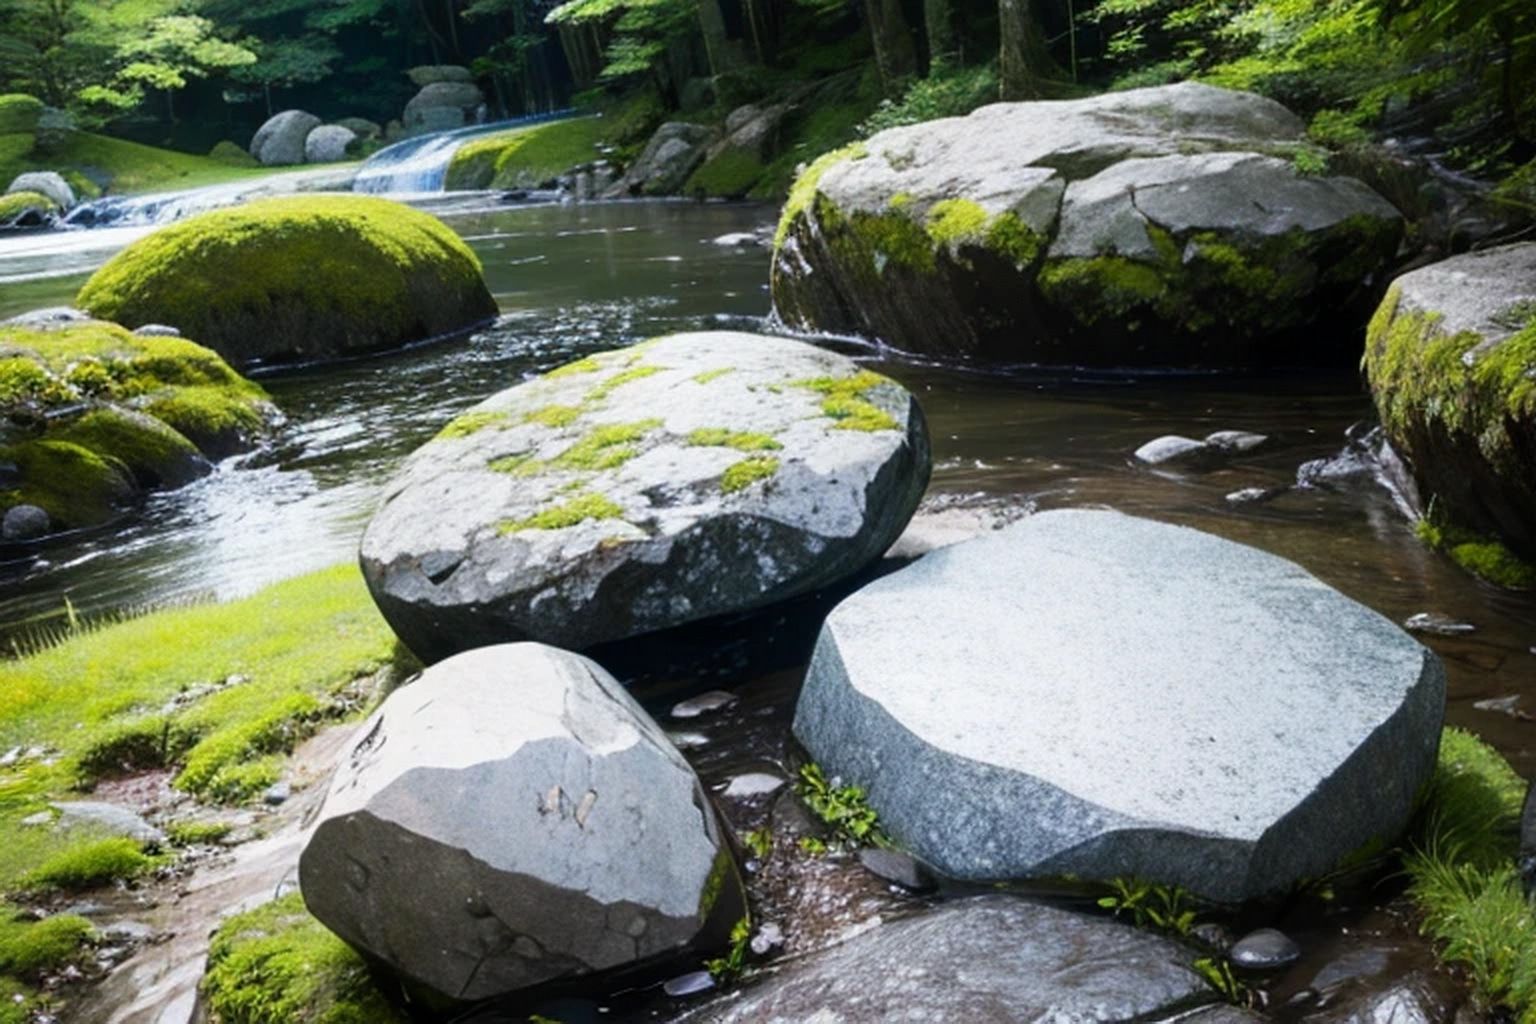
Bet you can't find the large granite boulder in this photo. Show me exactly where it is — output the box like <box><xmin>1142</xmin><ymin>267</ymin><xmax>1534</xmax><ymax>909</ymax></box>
<box><xmin>6</xmin><ymin>171</ymin><xmax>74</xmax><ymax>210</ymax></box>
<box><xmin>249</xmin><ymin>109</ymin><xmax>321</xmax><ymax>166</ymax></box>
<box><xmin>299</xmin><ymin>643</ymin><xmax>745</xmax><ymax>1003</ymax></box>
<box><xmin>607</xmin><ymin>122</ymin><xmax>719</xmax><ymax>197</ymax></box>
<box><xmin>793</xmin><ymin>509</ymin><xmax>1445</xmax><ymax>903</ymax></box>
<box><xmin>1364</xmin><ymin>243</ymin><xmax>1536</xmax><ymax>573</ymax></box>
<box><xmin>674</xmin><ymin>896</ymin><xmax>1215</xmax><ymax>1023</ymax></box>
<box><xmin>403</xmin><ymin>81</ymin><xmax>484</xmax><ymax>134</ymax></box>
<box><xmin>772</xmin><ymin>82</ymin><xmax>1403</xmax><ymax>368</ymax></box>
<box><xmin>304</xmin><ymin>124</ymin><xmax>358</xmax><ymax>164</ymax></box>
<box><xmin>361</xmin><ymin>333</ymin><xmax>930</xmax><ymax>662</ymax></box>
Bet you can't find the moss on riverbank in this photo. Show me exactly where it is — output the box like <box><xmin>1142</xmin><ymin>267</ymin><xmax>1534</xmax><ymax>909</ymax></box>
<box><xmin>0</xmin><ymin>131</ymin><xmax>273</xmax><ymax>201</ymax></box>
<box><xmin>445</xmin><ymin>117</ymin><xmax>607</xmax><ymax>190</ymax></box>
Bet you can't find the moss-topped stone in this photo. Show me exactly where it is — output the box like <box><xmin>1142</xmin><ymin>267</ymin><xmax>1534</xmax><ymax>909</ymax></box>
<box><xmin>772</xmin><ymin>82</ymin><xmax>1403</xmax><ymax>368</ymax></box>
<box><xmin>0</xmin><ymin>316</ymin><xmax>278</xmax><ymax>533</ymax></box>
<box><xmin>361</xmin><ymin>332</ymin><xmax>930</xmax><ymax>660</ymax></box>
<box><xmin>75</xmin><ymin>195</ymin><xmax>498</xmax><ymax>370</ymax></box>
<box><xmin>1364</xmin><ymin>242</ymin><xmax>1536</xmax><ymax>577</ymax></box>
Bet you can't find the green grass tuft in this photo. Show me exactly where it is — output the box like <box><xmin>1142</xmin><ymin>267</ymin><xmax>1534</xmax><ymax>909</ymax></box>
<box><xmin>20</xmin><ymin>838</ymin><xmax>153</xmax><ymax>891</ymax></box>
<box><xmin>524</xmin><ymin>404</ymin><xmax>583</xmax><ymax>428</ymax></box>
<box><xmin>721</xmin><ymin>456</ymin><xmax>781</xmax><ymax>494</ymax></box>
<box><xmin>686</xmin><ymin>428</ymin><xmax>783</xmax><ymax>452</ymax></box>
<box><xmin>165</xmin><ymin>820</ymin><xmax>233</xmax><ymax>846</ymax></box>
<box><xmin>435</xmin><ymin>410</ymin><xmax>508</xmax><ymax>441</ymax></box>
<box><xmin>551</xmin><ymin>419</ymin><xmax>662</xmax><ymax>471</ymax></box>
<box><xmin>0</xmin><ymin>912</ymin><xmax>93</xmax><ymax>978</ymax></box>
<box><xmin>500</xmin><ymin>493</ymin><xmax>625</xmax><ymax>532</ymax></box>
<box><xmin>584</xmin><ymin>365</ymin><xmax>662</xmax><ymax>403</ymax></box>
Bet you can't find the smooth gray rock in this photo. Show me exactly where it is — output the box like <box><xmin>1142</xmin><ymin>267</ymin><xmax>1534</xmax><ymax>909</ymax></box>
<box><xmin>2</xmin><ymin>504</ymin><xmax>50</xmax><ymax>541</ymax></box>
<box><xmin>304</xmin><ymin>125</ymin><xmax>357</xmax><ymax>164</ymax></box>
<box><xmin>1206</xmin><ymin>430</ymin><xmax>1269</xmax><ymax>453</ymax></box>
<box><xmin>299</xmin><ymin>643</ymin><xmax>745</xmax><ymax>1003</ymax></box>
<box><xmin>1230</xmin><ymin>927</ymin><xmax>1301</xmax><ymax>971</ymax></box>
<box><xmin>1135</xmin><ymin>435</ymin><xmax>1213</xmax><ymax>467</ymax></box>
<box><xmin>793</xmin><ymin>509</ymin><xmax>1445</xmax><ymax>902</ymax></box>
<box><xmin>772</xmin><ymin>81</ymin><xmax>1402</xmax><ymax>367</ymax></box>
<box><xmin>672</xmin><ymin>896</ymin><xmax>1216</xmax><ymax>1023</ymax></box>
<box><xmin>407</xmin><ymin>65</ymin><xmax>474</xmax><ymax>86</ymax></box>
<box><xmin>250</xmin><ymin>110</ymin><xmax>321</xmax><ymax>166</ymax></box>
<box><xmin>361</xmin><ymin>332</ymin><xmax>930</xmax><ymax>661</ymax></box>
<box><xmin>403</xmin><ymin>81</ymin><xmax>484</xmax><ymax>132</ymax></box>
<box><xmin>51</xmin><ymin>801</ymin><xmax>165</xmax><ymax>844</ymax></box>
<box><xmin>7</xmin><ymin>171</ymin><xmax>75</xmax><ymax>210</ymax></box>
<box><xmin>609</xmin><ymin>122</ymin><xmax>718</xmax><ymax>197</ymax></box>
<box><xmin>672</xmin><ymin>691</ymin><xmax>738</xmax><ymax>719</ymax></box>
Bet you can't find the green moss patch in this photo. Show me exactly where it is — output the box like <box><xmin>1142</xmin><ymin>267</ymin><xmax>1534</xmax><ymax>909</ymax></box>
<box><xmin>19</xmin><ymin>838</ymin><xmax>154</xmax><ymax>892</ymax></box>
<box><xmin>686</xmin><ymin>428</ymin><xmax>782</xmax><ymax>452</ymax></box>
<box><xmin>209</xmin><ymin>141</ymin><xmax>259</xmax><ymax>168</ymax></box>
<box><xmin>0</xmin><ymin>440</ymin><xmax>135</xmax><ymax>528</ymax></box>
<box><xmin>0</xmin><ymin>96</ymin><xmax>43</xmax><ymax>136</ymax></box>
<box><xmin>0</xmin><ymin>911</ymin><xmax>93</xmax><ymax>978</ymax></box>
<box><xmin>435</xmin><ymin>410</ymin><xmax>509</xmax><ymax>441</ymax></box>
<box><xmin>794</xmin><ymin>370</ymin><xmax>902</xmax><ymax>431</ymax></box>
<box><xmin>549</xmin><ymin>419</ymin><xmax>662</xmax><ymax>471</ymax></box>
<box><xmin>692</xmin><ymin>367</ymin><xmax>735</xmax><ymax>384</ymax></box>
<box><xmin>524</xmin><ymin>404</ymin><xmax>583</xmax><ymax>428</ymax></box>
<box><xmin>685</xmin><ymin>148</ymin><xmax>767</xmax><ymax>199</ymax></box>
<box><xmin>721</xmin><ymin>456</ymin><xmax>780</xmax><ymax>493</ymax></box>
<box><xmin>0</xmin><ymin>191</ymin><xmax>54</xmax><ymax>224</ymax></box>
<box><xmin>76</xmin><ymin>195</ymin><xmax>497</xmax><ymax>368</ymax></box>
<box><xmin>775</xmin><ymin>142</ymin><xmax>867</xmax><ymax>251</ymax></box>
<box><xmin>446</xmin><ymin>118</ymin><xmax>606</xmax><ymax>191</ymax></box>
<box><xmin>1415</xmin><ymin>515</ymin><xmax>1536</xmax><ymax>590</ymax></box>
<box><xmin>202</xmin><ymin>892</ymin><xmax>406</xmax><ymax>1024</ymax></box>
<box><xmin>584</xmin><ymin>365</ymin><xmax>662</xmax><ymax>403</ymax></box>
<box><xmin>52</xmin><ymin>407</ymin><xmax>203</xmax><ymax>487</ymax></box>
<box><xmin>500</xmin><ymin>492</ymin><xmax>624</xmax><ymax>533</ymax></box>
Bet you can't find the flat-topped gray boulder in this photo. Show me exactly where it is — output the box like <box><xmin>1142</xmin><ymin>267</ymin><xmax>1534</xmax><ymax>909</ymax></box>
<box><xmin>403</xmin><ymin>80</ymin><xmax>484</xmax><ymax>133</ymax></box>
<box><xmin>772</xmin><ymin>82</ymin><xmax>1402</xmax><ymax>368</ymax></box>
<box><xmin>361</xmin><ymin>332</ymin><xmax>930</xmax><ymax>661</ymax></box>
<box><xmin>250</xmin><ymin>110</ymin><xmax>321</xmax><ymax>166</ymax></box>
<box><xmin>299</xmin><ymin>643</ymin><xmax>745</xmax><ymax>1003</ymax></box>
<box><xmin>304</xmin><ymin>124</ymin><xmax>357</xmax><ymax>164</ymax></box>
<box><xmin>1364</xmin><ymin>243</ymin><xmax>1536</xmax><ymax>574</ymax></box>
<box><xmin>673</xmin><ymin>896</ymin><xmax>1216</xmax><ymax>1023</ymax></box>
<box><xmin>793</xmin><ymin>509</ymin><xmax>1445</xmax><ymax>903</ymax></box>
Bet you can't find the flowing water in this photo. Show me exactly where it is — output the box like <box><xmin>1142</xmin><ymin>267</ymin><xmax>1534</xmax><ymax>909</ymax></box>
<box><xmin>351</xmin><ymin>110</ymin><xmax>579</xmax><ymax>195</ymax></box>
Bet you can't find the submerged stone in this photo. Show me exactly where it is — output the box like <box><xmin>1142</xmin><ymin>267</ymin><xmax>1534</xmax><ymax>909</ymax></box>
<box><xmin>299</xmin><ymin>643</ymin><xmax>745</xmax><ymax>1003</ymax></box>
<box><xmin>361</xmin><ymin>332</ymin><xmax>930</xmax><ymax>661</ymax></box>
<box><xmin>1230</xmin><ymin>928</ymin><xmax>1301</xmax><ymax>971</ymax></box>
<box><xmin>793</xmin><ymin>509</ymin><xmax>1445</xmax><ymax>902</ymax></box>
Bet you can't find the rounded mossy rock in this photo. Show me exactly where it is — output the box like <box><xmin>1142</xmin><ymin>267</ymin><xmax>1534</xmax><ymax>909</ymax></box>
<box><xmin>0</xmin><ymin>191</ymin><xmax>56</xmax><ymax>229</ymax></box>
<box><xmin>444</xmin><ymin>118</ymin><xmax>606</xmax><ymax>191</ymax></box>
<box><xmin>0</xmin><ymin>95</ymin><xmax>44</xmax><ymax>135</ymax></box>
<box><xmin>1364</xmin><ymin>242</ymin><xmax>1536</xmax><ymax>579</ymax></box>
<box><xmin>75</xmin><ymin>195</ymin><xmax>499</xmax><ymax>370</ymax></box>
<box><xmin>361</xmin><ymin>332</ymin><xmax>931</xmax><ymax>662</ymax></box>
<box><xmin>0</xmin><ymin>316</ymin><xmax>278</xmax><ymax>532</ymax></box>
<box><xmin>771</xmin><ymin>82</ymin><xmax>1403</xmax><ymax>369</ymax></box>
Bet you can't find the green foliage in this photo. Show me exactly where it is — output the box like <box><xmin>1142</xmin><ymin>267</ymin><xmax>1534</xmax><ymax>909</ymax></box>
<box><xmin>0</xmin><ymin>912</ymin><xmax>94</xmax><ymax>978</ymax></box>
<box><xmin>741</xmin><ymin>827</ymin><xmax>773</xmax><ymax>859</ymax></box>
<box><xmin>1405</xmin><ymin>729</ymin><xmax>1536</xmax><ymax>1021</ymax></box>
<box><xmin>859</xmin><ymin>64</ymin><xmax>998</xmax><ymax>135</ymax></box>
<box><xmin>0</xmin><ymin>191</ymin><xmax>54</xmax><ymax>222</ymax></box>
<box><xmin>165</xmin><ymin>819</ymin><xmax>233</xmax><ymax>846</ymax></box>
<box><xmin>202</xmin><ymin>893</ymin><xmax>406</xmax><ymax>1024</ymax></box>
<box><xmin>1416</xmin><ymin>512</ymin><xmax>1536</xmax><ymax>590</ymax></box>
<box><xmin>1096</xmin><ymin>877</ymin><xmax>1197</xmax><ymax>936</ymax></box>
<box><xmin>20</xmin><ymin>838</ymin><xmax>154</xmax><ymax>891</ymax></box>
<box><xmin>174</xmin><ymin>693</ymin><xmax>321</xmax><ymax>802</ymax></box>
<box><xmin>76</xmin><ymin>196</ymin><xmax>496</xmax><ymax>363</ymax></box>
<box><xmin>0</xmin><ymin>95</ymin><xmax>42</xmax><ymax>135</ymax></box>
<box><xmin>0</xmin><ymin>131</ymin><xmax>270</xmax><ymax>200</ymax></box>
<box><xmin>704</xmin><ymin>916</ymin><xmax>752</xmax><ymax>981</ymax></box>
<box><xmin>795</xmin><ymin>763</ymin><xmax>884</xmax><ymax>848</ymax></box>
<box><xmin>685</xmin><ymin>148</ymin><xmax>768</xmax><ymax>199</ymax></box>
<box><xmin>1193</xmin><ymin>956</ymin><xmax>1250</xmax><ymax>1004</ymax></box>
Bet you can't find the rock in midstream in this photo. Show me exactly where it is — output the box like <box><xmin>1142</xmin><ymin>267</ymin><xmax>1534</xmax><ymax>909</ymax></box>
<box><xmin>361</xmin><ymin>332</ymin><xmax>931</xmax><ymax>662</ymax></box>
<box><xmin>793</xmin><ymin>509</ymin><xmax>1446</xmax><ymax>903</ymax></box>
<box><xmin>298</xmin><ymin>643</ymin><xmax>746</xmax><ymax>1004</ymax></box>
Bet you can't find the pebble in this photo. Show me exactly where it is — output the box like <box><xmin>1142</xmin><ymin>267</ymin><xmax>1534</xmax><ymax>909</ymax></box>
<box><xmin>1230</xmin><ymin>927</ymin><xmax>1301</xmax><ymax>971</ymax></box>
<box><xmin>670</xmin><ymin>690</ymin><xmax>738</xmax><ymax>719</ymax></box>
<box><xmin>263</xmin><ymin>782</ymin><xmax>292</xmax><ymax>806</ymax></box>
<box><xmin>1403</xmin><ymin>612</ymin><xmax>1476</xmax><ymax>636</ymax></box>
<box><xmin>667</xmin><ymin>731</ymin><xmax>710</xmax><ymax>750</ymax></box>
<box><xmin>663</xmin><ymin>970</ymin><xmax>717</xmax><ymax>998</ymax></box>
<box><xmin>858</xmin><ymin>847</ymin><xmax>935</xmax><ymax>892</ymax></box>
<box><xmin>1134</xmin><ymin>435</ymin><xmax>1212</xmax><ymax>467</ymax></box>
<box><xmin>1225</xmin><ymin>486</ymin><xmax>1285</xmax><ymax>505</ymax></box>
<box><xmin>710</xmin><ymin>231</ymin><xmax>761</xmax><ymax>247</ymax></box>
<box><xmin>102</xmin><ymin>920</ymin><xmax>155</xmax><ymax>942</ymax></box>
<box><xmin>1204</xmin><ymin>430</ymin><xmax>1268</xmax><ymax>453</ymax></box>
<box><xmin>750</xmin><ymin>921</ymin><xmax>784</xmax><ymax>955</ymax></box>
<box><xmin>720</xmin><ymin>772</ymin><xmax>785</xmax><ymax>799</ymax></box>
<box><xmin>1</xmin><ymin>504</ymin><xmax>50</xmax><ymax>542</ymax></box>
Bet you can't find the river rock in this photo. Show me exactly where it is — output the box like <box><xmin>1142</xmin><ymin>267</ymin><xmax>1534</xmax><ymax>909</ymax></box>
<box><xmin>51</xmin><ymin>801</ymin><xmax>165</xmax><ymax>844</ymax></box>
<box><xmin>360</xmin><ymin>332</ymin><xmax>930</xmax><ymax>661</ymax></box>
<box><xmin>407</xmin><ymin>64</ymin><xmax>474</xmax><ymax>87</ymax></box>
<box><xmin>1364</xmin><ymin>243</ymin><xmax>1536</xmax><ymax>566</ymax></box>
<box><xmin>793</xmin><ymin>509</ymin><xmax>1445</xmax><ymax>902</ymax></box>
<box><xmin>672</xmin><ymin>896</ymin><xmax>1215</xmax><ymax>1023</ymax></box>
<box><xmin>304</xmin><ymin>125</ymin><xmax>357</xmax><ymax>164</ymax></box>
<box><xmin>403</xmin><ymin>81</ymin><xmax>484</xmax><ymax>133</ymax></box>
<box><xmin>250</xmin><ymin>110</ymin><xmax>322</xmax><ymax>166</ymax></box>
<box><xmin>1</xmin><ymin>504</ymin><xmax>49</xmax><ymax>540</ymax></box>
<box><xmin>608</xmin><ymin>122</ymin><xmax>719</xmax><ymax>197</ymax></box>
<box><xmin>772</xmin><ymin>82</ymin><xmax>1403</xmax><ymax>368</ymax></box>
<box><xmin>1229</xmin><ymin>928</ymin><xmax>1301</xmax><ymax>971</ymax></box>
<box><xmin>298</xmin><ymin>643</ymin><xmax>746</xmax><ymax>1003</ymax></box>
<box><xmin>7</xmin><ymin>171</ymin><xmax>74</xmax><ymax>210</ymax></box>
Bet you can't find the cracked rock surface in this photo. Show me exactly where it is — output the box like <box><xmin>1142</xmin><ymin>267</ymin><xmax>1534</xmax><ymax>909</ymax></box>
<box><xmin>772</xmin><ymin>82</ymin><xmax>1403</xmax><ymax>367</ymax></box>
<box><xmin>360</xmin><ymin>331</ymin><xmax>931</xmax><ymax>662</ymax></box>
<box><xmin>793</xmin><ymin>509</ymin><xmax>1446</xmax><ymax>902</ymax></box>
<box><xmin>298</xmin><ymin>643</ymin><xmax>745</xmax><ymax>1003</ymax></box>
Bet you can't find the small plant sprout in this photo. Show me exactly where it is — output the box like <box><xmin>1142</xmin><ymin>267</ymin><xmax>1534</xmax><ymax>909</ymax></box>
<box><xmin>704</xmin><ymin>916</ymin><xmax>752</xmax><ymax>981</ymax></box>
<box><xmin>1096</xmin><ymin>877</ymin><xmax>1198</xmax><ymax>936</ymax></box>
<box><xmin>795</xmin><ymin>763</ymin><xmax>885</xmax><ymax>849</ymax></box>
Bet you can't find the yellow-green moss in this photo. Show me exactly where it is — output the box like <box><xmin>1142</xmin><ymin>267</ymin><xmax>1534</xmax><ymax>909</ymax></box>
<box><xmin>165</xmin><ymin>820</ymin><xmax>233</xmax><ymax>846</ymax></box>
<box><xmin>500</xmin><ymin>492</ymin><xmax>624</xmax><ymax>533</ymax></box>
<box><xmin>0</xmin><ymin>96</ymin><xmax>43</xmax><ymax>136</ymax></box>
<box><xmin>793</xmin><ymin>369</ymin><xmax>902</xmax><ymax>431</ymax></box>
<box><xmin>685</xmin><ymin>148</ymin><xmax>767</xmax><ymax>199</ymax></box>
<box><xmin>435</xmin><ymin>409</ymin><xmax>509</xmax><ymax>440</ymax></box>
<box><xmin>0</xmin><ymin>912</ymin><xmax>94</xmax><ymax>978</ymax></box>
<box><xmin>75</xmin><ymin>196</ymin><xmax>497</xmax><ymax>367</ymax></box>
<box><xmin>551</xmin><ymin>419</ymin><xmax>662</xmax><ymax>471</ymax></box>
<box><xmin>52</xmin><ymin>407</ymin><xmax>202</xmax><ymax>487</ymax></box>
<box><xmin>925</xmin><ymin>198</ymin><xmax>989</xmax><ymax>248</ymax></box>
<box><xmin>1037</xmin><ymin>256</ymin><xmax>1169</xmax><ymax>324</ymax></box>
<box><xmin>693</xmin><ymin>367</ymin><xmax>735</xmax><ymax>384</ymax></box>
<box><xmin>685</xmin><ymin>428</ymin><xmax>782</xmax><ymax>451</ymax></box>
<box><xmin>524</xmin><ymin>404</ymin><xmax>583</xmax><ymax>428</ymax></box>
<box><xmin>0</xmin><ymin>191</ymin><xmax>54</xmax><ymax>223</ymax></box>
<box><xmin>984</xmin><ymin>212</ymin><xmax>1045</xmax><ymax>267</ymax></box>
<box><xmin>446</xmin><ymin>118</ymin><xmax>605</xmax><ymax>191</ymax></box>
<box><xmin>1416</xmin><ymin>516</ymin><xmax>1536</xmax><ymax>590</ymax></box>
<box><xmin>585</xmin><ymin>364</ymin><xmax>662</xmax><ymax>403</ymax></box>
<box><xmin>202</xmin><ymin>893</ymin><xmax>407</xmax><ymax>1024</ymax></box>
<box><xmin>175</xmin><ymin>692</ymin><xmax>322</xmax><ymax>803</ymax></box>
<box><xmin>209</xmin><ymin>141</ymin><xmax>259</xmax><ymax>167</ymax></box>
<box><xmin>19</xmin><ymin>838</ymin><xmax>154</xmax><ymax>891</ymax></box>
<box><xmin>721</xmin><ymin>456</ymin><xmax>780</xmax><ymax>493</ymax></box>
<box><xmin>775</xmin><ymin>142</ymin><xmax>868</xmax><ymax>251</ymax></box>
<box><xmin>487</xmin><ymin>453</ymin><xmax>535</xmax><ymax>474</ymax></box>
<box><xmin>544</xmin><ymin>355</ymin><xmax>604</xmax><ymax>378</ymax></box>
<box><xmin>0</xmin><ymin>439</ymin><xmax>134</xmax><ymax>527</ymax></box>
<box><xmin>144</xmin><ymin>386</ymin><xmax>268</xmax><ymax>453</ymax></box>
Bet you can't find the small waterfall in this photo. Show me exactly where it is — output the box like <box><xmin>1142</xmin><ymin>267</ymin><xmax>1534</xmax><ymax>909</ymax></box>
<box><xmin>352</xmin><ymin>109</ymin><xmax>577</xmax><ymax>195</ymax></box>
<box><xmin>62</xmin><ymin>165</ymin><xmax>358</xmax><ymax>231</ymax></box>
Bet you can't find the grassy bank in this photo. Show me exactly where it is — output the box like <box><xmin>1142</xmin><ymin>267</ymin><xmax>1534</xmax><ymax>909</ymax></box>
<box><xmin>0</xmin><ymin>565</ymin><xmax>402</xmax><ymax>1018</ymax></box>
<box><xmin>1</xmin><ymin>132</ymin><xmax>290</xmax><ymax>200</ymax></box>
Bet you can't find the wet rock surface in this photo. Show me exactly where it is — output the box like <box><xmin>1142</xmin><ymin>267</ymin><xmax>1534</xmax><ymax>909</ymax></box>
<box><xmin>671</xmin><ymin>896</ymin><xmax>1216</xmax><ymax>1023</ymax></box>
<box><xmin>298</xmin><ymin>643</ymin><xmax>745</xmax><ymax>1004</ymax></box>
<box><xmin>794</xmin><ymin>509</ymin><xmax>1446</xmax><ymax>901</ymax></box>
<box><xmin>361</xmin><ymin>332</ymin><xmax>930</xmax><ymax>661</ymax></box>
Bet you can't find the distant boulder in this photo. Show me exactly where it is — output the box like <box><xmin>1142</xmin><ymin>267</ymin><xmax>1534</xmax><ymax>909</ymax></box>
<box><xmin>304</xmin><ymin>125</ymin><xmax>358</xmax><ymax>164</ymax></box>
<box><xmin>403</xmin><ymin>81</ymin><xmax>484</xmax><ymax>134</ymax></box>
<box><xmin>250</xmin><ymin>110</ymin><xmax>322</xmax><ymax>166</ymax></box>
<box><xmin>6</xmin><ymin>171</ymin><xmax>74</xmax><ymax>210</ymax></box>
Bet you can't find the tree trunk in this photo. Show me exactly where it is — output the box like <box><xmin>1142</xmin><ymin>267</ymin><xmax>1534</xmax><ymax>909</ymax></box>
<box><xmin>867</xmin><ymin>0</ymin><xmax>916</xmax><ymax>91</ymax></box>
<box><xmin>924</xmin><ymin>0</ymin><xmax>956</xmax><ymax>74</ymax></box>
<box><xmin>697</xmin><ymin>0</ymin><xmax>740</xmax><ymax>77</ymax></box>
<box><xmin>998</xmin><ymin>0</ymin><xmax>1053</xmax><ymax>100</ymax></box>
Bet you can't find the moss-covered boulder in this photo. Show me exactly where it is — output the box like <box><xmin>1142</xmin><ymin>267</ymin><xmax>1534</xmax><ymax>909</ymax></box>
<box><xmin>75</xmin><ymin>196</ymin><xmax>498</xmax><ymax>369</ymax></box>
<box><xmin>1364</xmin><ymin>243</ymin><xmax>1536</xmax><ymax>586</ymax></box>
<box><xmin>0</xmin><ymin>190</ymin><xmax>55</xmax><ymax>229</ymax></box>
<box><xmin>772</xmin><ymin>82</ymin><xmax>1403</xmax><ymax>368</ymax></box>
<box><xmin>443</xmin><ymin>117</ymin><xmax>605</xmax><ymax>191</ymax></box>
<box><xmin>361</xmin><ymin>332</ymin><xmax>930</xmax><ymax>661</ymax></box>
<box><xmin>0</xmin><ymin>317</ymin><xmax>278</xmax><ymax>533</ymax></box>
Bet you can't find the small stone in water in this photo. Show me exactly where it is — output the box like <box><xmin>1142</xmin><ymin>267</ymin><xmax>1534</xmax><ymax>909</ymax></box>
<box><xmin>721</xmin><ymin>773</ymin><xmax>785</xmax><ymax>799</ymax></box>
<box><xmin>671</xmin><ymin>690</ymin><xmax>738</xmax><ymax>719</ymax></box>
<box><xmin>2</xmin><ymin>504</ymin><xmax>50</xmax><ymax>541</ymax></box>
<box><xmin>1225</xmin><ymin>486</ymin><xmax>1285</xmax><ymax>505</ymax></box>
<box><xmin>264</xmin><ymin>782</ymin><xmax>291</xmax><ymax>806</ymax></box>
<box><xmin>750</xmin><ymin>921</ymin><xmax>784</xmax><ymax>955</ymax></box>
<box><xmin>1134</xmin><ymin>435</ymin><xmax>1212</xmax><ymax>467</ymax></box>
<box><xmin>1230</xmin><ymin>927</ymin><xmax>1301</xmax><ymax>971</ymax></box>
<box><xmin>1403</xmin><ymin>612</ymin><xmax>1476</xmax><ymax>636</ymax></box>
<box><xmin>1205</xmin><ymin>430</ymin><xmax>1269</xmax><ymax>453</ymax></box>
<box><xmin>668</xmin><ymin>731</ymin><xmax>710</xmax><ymax>750</ymax></box>
<box><xmin>858</xmin><ymin>847</ymin><xmax>935</xmax><ymax>892</ymax></box>
<box><xmin>663</xmin><ymin>970</ymin><xmax>717</xmax><ymax>998</ymax></box>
